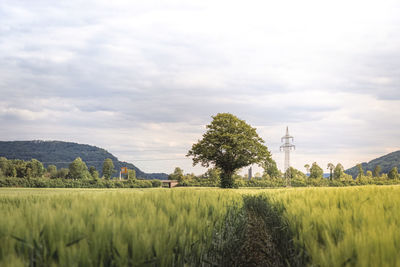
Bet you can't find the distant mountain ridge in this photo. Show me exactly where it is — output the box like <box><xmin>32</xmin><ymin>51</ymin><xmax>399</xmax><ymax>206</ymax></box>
<box><xmin>0</xmin><ymin>140</ymin><xmax>168</xmax><ymax>180</ymax></box>
<box><xmin>345</xmin><ymin>150</ymin><xmax>400</xmax><ymax>177</ymax></box>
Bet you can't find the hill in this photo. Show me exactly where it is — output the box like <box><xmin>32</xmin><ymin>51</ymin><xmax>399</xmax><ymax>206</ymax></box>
<box><xmin>0</xmin><ymin>140</ymin><xmax>168</xmax><ymax>179</ymax></box>
<box><xmin>345</xmin><ymin>150</ymin><xmax>400</xmax><ymax>177</ymax></box>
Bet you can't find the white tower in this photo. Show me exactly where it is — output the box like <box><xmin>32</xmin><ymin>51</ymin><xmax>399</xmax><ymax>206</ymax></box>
<box><xmin>280</xmin><ymin>126</ymin><xmax>295</xmax><ymax>174</ymax></box>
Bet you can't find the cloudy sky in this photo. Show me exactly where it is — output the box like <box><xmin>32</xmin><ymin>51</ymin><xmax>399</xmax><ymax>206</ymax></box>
<box><xmin>1</xmin><ymin>0</ymin><xmax>400</xmax><ymax>175</ymax></box>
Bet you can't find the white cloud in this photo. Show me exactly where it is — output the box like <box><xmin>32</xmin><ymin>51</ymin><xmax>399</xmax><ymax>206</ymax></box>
<box><xmin>1</xmin><ymin>0</ymin><xmax>400</xmax><ymax>174</ymax></box>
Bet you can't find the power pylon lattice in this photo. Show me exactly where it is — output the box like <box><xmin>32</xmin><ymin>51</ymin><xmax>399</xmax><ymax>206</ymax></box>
<box><xmin>280</xmin><ymin>126</ymin><xmax>295</xmax><ymax>185</ymax></box>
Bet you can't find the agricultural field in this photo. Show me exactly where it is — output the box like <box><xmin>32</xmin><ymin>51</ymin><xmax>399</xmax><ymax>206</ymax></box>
<box><xmin>0</xmin><ymin>186</ymin><xmax>399</xmax><ymax>266</ymax></box>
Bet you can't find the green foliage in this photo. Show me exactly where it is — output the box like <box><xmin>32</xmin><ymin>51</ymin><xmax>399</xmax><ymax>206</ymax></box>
<box><xmin>304</xmin><ymin>164</ymin><xmax>310</xmax><ymax>174</ymax></box>
<box><xmin>357</xmin><ymin>163</ymin><xmax>364</xmax><ymax>178</ymax></box>
<box><xmin>388</xmin><ymin>167</ymin><xmax>399</xmax><ymax>180</ymax></box>
<box><xmin>187</xmin><ymin>113</ymin><xmax>271</xmax><ymax>188</ymax></box>
<box><xmin>150</xmin><ymin>179</ymin><xmax>162</xmax><ymax>187</ymax></box>
<box><xmin>309</xmin><ymin>162</ymin><xmax>323</xmax><ymax>179</ymax></box>
<box><xmin>333</xmin><ymin>163</ymin><xmax>344</xmax><ymax>180</ymax></box>
<box><xmin>0</xmin><ymin>140</ymin><xmax>168</xmax><ymax>180</ymax></box>
<box><xmin>102</xmin><ymin>158</ymin><xmax>115</xmax><ymax>179</ymax></box>
<box><xmin>0</xmin><ymin>178</ymin><xmax>156</xmax><ymax>188</ymax></box>
<box><xmin>168</xmin><ymin>167</ymin><xmax>184</xmax><ymax>182</ymax></box>
<box><xmin>346</xmin><ymin>150</ymin><xmax>400</xmax><ymax>177</ymax></box>
<box><xmin>88</xmin><ymin>166</ymin><xmax>99</xmax><ymax>180</ymax></box>
<box><xmin>373</xmin><ymin>165</ymin><xmax>382</xmax><ymax>178</ymax></box>
<box><xmin>127</xmin><ymin>169</ymin><xmax>136</xmax><ymax>180</ymax></box>
<box><xmin>202</xmin><ymin>167</ymin><xmax>221</xmax><ymax>184</ymax></box>
<box><xmin>68</xmin><ymin>157</ymin><xmax>90</xmax><ymax>179</ymax></box>
<box><xmin>56</xmin><ymin>168</ymin><xmax>69</xmax><ymax>179</ymax></box>
<box><xmin>327</xmin><ymin>163</ymin><xmax>335</xmax><ymax>180</ymax></box>
<box><xmin>26</xmin><ymin>159</ymin><xmax>45</xmax><ymax>178</ymax></box>
<box><xmin>263</xmin><ymin>160</ymin><xmax>281</xmax><ymax>179</ymax></box>
<box><xmin>47</xmin><ymin>165</ymin><xmax>57</xmax><ymax>178</ymax></box>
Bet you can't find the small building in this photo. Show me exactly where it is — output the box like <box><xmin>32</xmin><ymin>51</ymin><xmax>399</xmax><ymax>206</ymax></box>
<box><xmin>161</xmin><ymin>180</ymin><xmax>179</xmax><ymax>188</ymax></box>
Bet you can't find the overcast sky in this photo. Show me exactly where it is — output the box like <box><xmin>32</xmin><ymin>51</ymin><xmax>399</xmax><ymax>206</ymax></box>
<box><xmin>1</xmin><ymin>0</ymin><xmax>400</xmax><ymax>175</ymax></box>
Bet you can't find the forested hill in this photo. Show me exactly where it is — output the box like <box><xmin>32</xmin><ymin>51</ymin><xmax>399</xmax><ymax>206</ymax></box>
<box><xmin>345</xmin><ymin>150</ymin><xmax>400</xmax><ymax>177</ymax></box>
<box><xmin>0</xmin><ymin>141</ymin><xmax>168</xmax><ymax>179</ymax></box>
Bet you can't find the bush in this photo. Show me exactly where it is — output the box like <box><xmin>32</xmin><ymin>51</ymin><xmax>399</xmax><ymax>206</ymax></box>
<box><xmin>0</xmin><ymin>177</ymin><xmax>154</xmax><ymax>188</ymax></box>
<box><xmin>151</xmin><ymin>179</ymin><xmax>162</xmax><ymax>187</ymax></box>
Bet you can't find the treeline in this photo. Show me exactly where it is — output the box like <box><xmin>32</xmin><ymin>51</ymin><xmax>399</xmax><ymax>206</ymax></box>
<box><xmin>170</xmin><ymin>161</ymin><xmax>400</xmax><ymax>188</ymax></box>
<box><xmin>0</xmin><ymin>157</ymin><xmax>161</xmax><ymax>188</ymax></box>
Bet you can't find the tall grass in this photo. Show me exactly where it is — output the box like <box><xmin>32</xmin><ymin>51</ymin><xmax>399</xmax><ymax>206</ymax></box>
<box><xmin>260</xmin><ymin>185</ymin><xmax>400</xmax><ymax>267</ymax></box>
<box><xmin>2</xmin><ymin>186</ymin><xmax>399</xmax><ymax>266</ymax></box>
<box><xmin>0</xmin><ymin>188</ymin><xmax>242</xmax><ymax>266</ymax></box>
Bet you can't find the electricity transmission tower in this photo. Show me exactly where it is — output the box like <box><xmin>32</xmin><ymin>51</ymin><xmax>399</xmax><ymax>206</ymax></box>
<box><xmin>280</xmin><ymin>126</ymin><xmax>295</xmax><ymax>185</ymax></box>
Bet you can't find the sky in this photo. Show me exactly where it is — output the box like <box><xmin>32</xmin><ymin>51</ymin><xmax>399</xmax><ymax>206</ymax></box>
<box><xmin>1</xmin><ymin>0</ymin><xmax>400</xmax><ymax>175</ymax></box>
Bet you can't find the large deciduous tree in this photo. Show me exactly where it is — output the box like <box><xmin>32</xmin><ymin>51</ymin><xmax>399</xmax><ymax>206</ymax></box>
<box><xmin>187</xmin><ymin>113</ymin><xmax>271</xmax><ymax>188</ymax></box>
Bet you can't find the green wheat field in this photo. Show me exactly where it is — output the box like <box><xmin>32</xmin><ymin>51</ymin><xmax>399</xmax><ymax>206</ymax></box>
<box><xmin>0</xmin><ymin>186</ymin><xmax>399</xmax><ymax>266</ymax></box>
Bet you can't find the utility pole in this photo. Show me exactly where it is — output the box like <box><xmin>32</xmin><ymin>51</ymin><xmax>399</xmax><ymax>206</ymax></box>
<box><xmin>280</xmin><ymin>126</ymin><xmax>295</xmax><ymax>186</ymax></box>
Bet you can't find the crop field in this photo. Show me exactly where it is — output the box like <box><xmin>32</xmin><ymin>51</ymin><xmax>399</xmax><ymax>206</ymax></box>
<box><xmin>0</xmin><ymin>186</ymin><xmax>399</xmax><ymax>266</ymax></box>
<box><xmin>255</xmin><ymin>186</ymin><xmax>400</xmax><ymax>267</ymax></box>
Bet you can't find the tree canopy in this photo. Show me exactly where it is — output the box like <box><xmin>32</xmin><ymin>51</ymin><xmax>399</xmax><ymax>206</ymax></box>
<box><xmin>102</xmin><ymin>158</ymin><xmax>115</xmax><ymax>180</ymax></box>
<box><xmin>309</xmin><ymin>162</ymin><xmax>323</xmax><ymax>179</ymax></box>
<box><xmin>187</xmin><ymin>113</ymin><xmax>271</xmax><ymax>188</ymax></box>
<box><xmin>69</xmin><ymin>157</ymin><xmax>89</xmax><ymax>179</ymax></box>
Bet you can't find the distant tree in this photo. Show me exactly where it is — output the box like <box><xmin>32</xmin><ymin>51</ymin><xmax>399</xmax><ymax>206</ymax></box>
<box><xmin>69</xmin><ymin>157</ymin><xmax>89</xmax><ymax>179</ymax></box>
<box><xmin>169</xmin><ymin>167</ymin><xmax>184</xmax><ymax>183</ymax></box>
<box><xmin>309</xmin><ymin>162</ymin><xmax>323</xmax><ymax>179</ymax></box>
<box><xmin>388</xmin><ymin>167</ymin><xmax>399</xmax><ymax>180</ymax></box>
<box><xmin>373</xmin><ymin>165</ymin><xmax>382</xmax><ymax>178</ymax></box>
<box><xmin>47</xmin><ymin>165</ymin><xmax>57</xmax><ymax>178</ymax></box>
<box><xmin>366</xmin><ymin>170</ymin><xmax>373</xmax><ymax>177</ymax></box>
<box><xmin>89</xmin><ymin>166</ymin><xmax>99</xmax><ymax>180</ymax></box>
<box><xmin>327</xmin><ymin>163</ymin><xmax>335</xmax><ymax>180</ymax></box>
<box><xmin>304</xmin><ymin>164</ymin><xmax>310</xmax><ymax>175</ymax></box>
<box><xmin>203</xmin><ymin>167</ymin><xmax>221</xmax><ymax>184</ymax></box>
<box><xmin>127</xmin><ymin>169</ymin><xmax>136</xmax><ymax>180</ymax></box>
<box><xmin>7</xmin><ymin>165</ymin><xmax>17</xmax><ymax>177</ymax></box>
<box><xmin>0</xmin><ymin>157</ymin><xmax>15</xmax><ymax>177</ymax></box>
<box><xmin>102</xmin><ymin>158</ymin><xmax>115</xmax><ymax>179</ymax></box>
<box><xmin>333</xmin><ymin>163</ymin><xmax>344</xmax><ymax>180</ymax></box>
<box><xmin>26</xmin><ymin>159</ymin><xmax>45</xmax><ymax>178</ymax></box>
<box><xmin>56</xmin><ymin>168</ymin><xmax>69</xmax><ymax>179</ymax></box>
<box><xmin>187</xmin><ymin>113</ymin><xmax>272</xmax><ymax>188</ymax></box>
<box><xmin>357</xmin><ymin>163</ymin><xmax>364</xmax><ymax>179</ymax></box>
<box><xmin>184</xmin><ymin>173</ymin><xmax>196</xmax><ymax>182</ymax></box>
<box><xmin>285</xmin><ymin>167</ymin><xmax>307</xmax><ymax>180</ymax></box>
<box><xmin>12</xmin><ymin>160</ymin><xmax>27</xmax><ymax>178</ymax></box>
<box><xmin>263</xmin><ymin>160</ymin><xmax>281</xmax><ymax>179</ymax></box>
<box><xmin>0</xmin><ymin>157</ymin><xmax>7</xmax><ymax>173</ymax></box>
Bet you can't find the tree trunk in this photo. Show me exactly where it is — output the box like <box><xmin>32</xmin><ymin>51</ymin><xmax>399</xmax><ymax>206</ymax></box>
<box><xmin>220</xmin><ymin>170</ymin><xmax>234</xmax><ymax>188</ymax></box>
